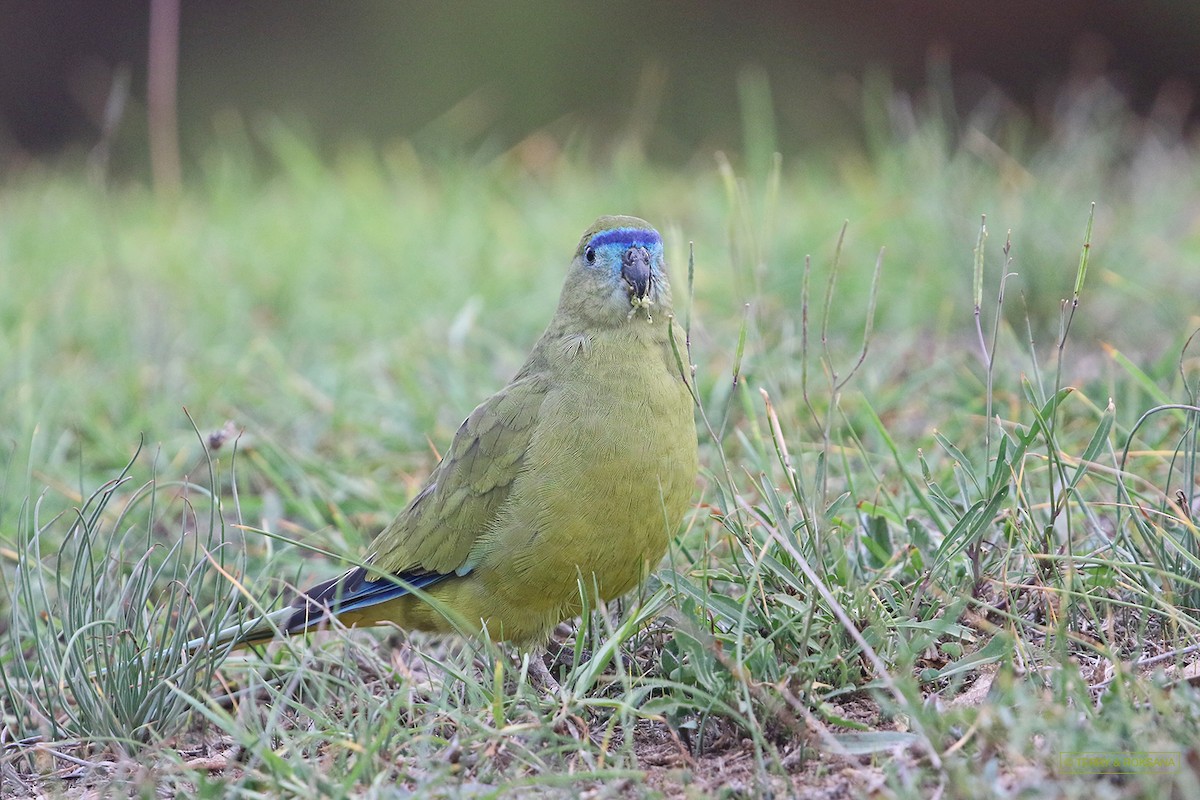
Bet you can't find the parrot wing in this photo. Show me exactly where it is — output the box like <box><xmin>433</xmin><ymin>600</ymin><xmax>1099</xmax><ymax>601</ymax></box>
<box><xmin>260</xmin><ymin>371</ymin><xmax>550</xmax><ymax>640</ymax></box>
<box><xmin>369</xmin><ymin>370</ymin><xmax>549</xmax><ymax>576</ymax></box>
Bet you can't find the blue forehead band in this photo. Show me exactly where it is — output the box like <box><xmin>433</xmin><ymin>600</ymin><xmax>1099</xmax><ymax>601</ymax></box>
<box><xmin>589</xmin><ymin>227</ymin><xmax>662</xmax><ymax>251</ymax></box>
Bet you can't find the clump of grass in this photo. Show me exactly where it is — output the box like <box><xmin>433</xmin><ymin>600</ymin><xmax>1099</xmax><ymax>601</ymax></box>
<box><xmin>1</xmin><ymin>435</ymin><xmax>252</xmax><ymax>753</ymax></box>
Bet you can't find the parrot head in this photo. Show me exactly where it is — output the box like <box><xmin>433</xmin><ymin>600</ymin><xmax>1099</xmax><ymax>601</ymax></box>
<box><xmin>563</xmin><ymin>216</ymin><xmax>673</xmax><ymax>328</ymax></box>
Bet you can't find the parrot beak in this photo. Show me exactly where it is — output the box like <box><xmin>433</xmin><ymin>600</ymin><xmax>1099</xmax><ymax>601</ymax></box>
<box><xmin>621</xmin><ymin>246</ymin><xmax>653</xmax><ymax>301</ymax></box>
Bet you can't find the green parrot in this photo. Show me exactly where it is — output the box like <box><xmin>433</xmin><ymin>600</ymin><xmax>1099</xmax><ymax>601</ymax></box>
<box><xmin>214</xmin><ymin>215</ymin><xmax>698</xmax><ymax>653</ymax></box>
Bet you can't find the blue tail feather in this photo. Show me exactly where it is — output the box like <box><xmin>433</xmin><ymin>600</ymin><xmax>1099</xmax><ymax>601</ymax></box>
<box><xmin>283</xmin><ymin>566</ymin><xmax>450</xmax><ymax>634</ymax></box>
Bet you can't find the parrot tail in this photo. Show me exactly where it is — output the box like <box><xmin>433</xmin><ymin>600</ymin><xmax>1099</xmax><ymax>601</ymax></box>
<box><xmin>185</xmin><ymin>566</ymin><xmax>450</xmax><ymax>654</ymax></box>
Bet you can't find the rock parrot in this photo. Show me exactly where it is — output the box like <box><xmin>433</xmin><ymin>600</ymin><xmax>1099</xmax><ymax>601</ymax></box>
<box><xmin>210</xmin><ymin>216</ymin><xmax>698</xmax><ymax>653</ymax></box>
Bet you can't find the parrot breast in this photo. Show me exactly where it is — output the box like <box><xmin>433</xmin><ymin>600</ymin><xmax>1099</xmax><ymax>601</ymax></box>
<box><xmin>465</xmin><ymin>317</ymin><xmax>698</xmax><ymax>642</ymax></box>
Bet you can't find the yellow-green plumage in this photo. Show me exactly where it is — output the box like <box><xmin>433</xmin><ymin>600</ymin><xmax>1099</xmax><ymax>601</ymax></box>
<box><xmin>220</xmin><ymin>215</ymin><xmax>697</xmax><ymax>650</ymax></box>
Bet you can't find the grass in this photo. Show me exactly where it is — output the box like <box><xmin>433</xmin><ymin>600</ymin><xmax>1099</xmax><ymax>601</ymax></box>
<box><xmin>3</xmin><ymin>78</ymin><xmax>1200</xmax><ymax>797</ymax></box>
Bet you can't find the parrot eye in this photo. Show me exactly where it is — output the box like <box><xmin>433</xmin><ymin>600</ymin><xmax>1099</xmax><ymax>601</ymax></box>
<box><xmin>584</xmin><ymin>246</ymin><xmax>597</xmax><ymax>265</ymax></box>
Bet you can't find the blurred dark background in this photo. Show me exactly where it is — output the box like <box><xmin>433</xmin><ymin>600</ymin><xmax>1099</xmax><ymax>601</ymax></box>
<box><xmin>3</xmin><ymin>0</ymin><xmax>1200</xmax><ymax>175</ymax></box>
